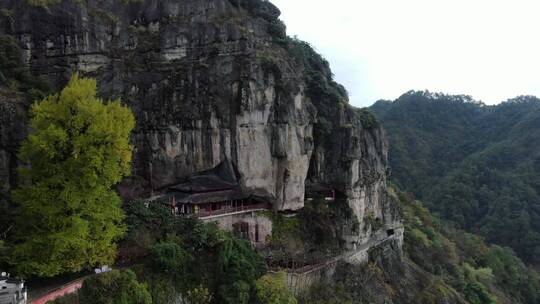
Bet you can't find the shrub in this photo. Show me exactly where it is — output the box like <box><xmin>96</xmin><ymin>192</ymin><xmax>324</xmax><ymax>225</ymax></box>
<box><xmin>79</xmin><ymin>269</ymin><xmax>152</xmax><ymax>304</ymax></box>
<box><xmin>256</xmin><ymin>272</ymin><xmax>297</xmax><ymax>304</ymax></box>
<box><xmin>185</xmin><ymin>285</ymin><xmax>213</xmax><ymax>304</ymax></box>
<box><xmin>150</xmin><ymin>242</ymin><xmax>192</xmax><ymax>277</ymax></box>
<box><xmin>357</xmin><ymin>109</ymin><xmax>378</xmax><ymax>129</ymax></box>
<box><xmin>121</xmin><ymin>200</ymin><xmax>175</xmax><ymax>261</ymax></box>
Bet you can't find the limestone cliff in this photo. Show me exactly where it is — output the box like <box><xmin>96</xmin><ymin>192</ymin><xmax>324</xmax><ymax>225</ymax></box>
<box><xmin>0</xmin><ymin>87</ymin><xmax>28</xmax><ymax>236</ymax></box>
<box><xmin>0</xmin><ymin>0</ymin><xmax>401</xmax><ymax>249</ymax></box>
<box><xmin>0</xmin><ymin>88</ymin><xmax>26</xmax><ymax>198</ymax></box>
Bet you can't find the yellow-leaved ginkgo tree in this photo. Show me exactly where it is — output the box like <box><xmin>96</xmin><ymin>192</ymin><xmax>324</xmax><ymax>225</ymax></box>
<box><xmin>9</xmin><ymin>74</ymin><xmax>135</xmax><ymax>277</ymax></box>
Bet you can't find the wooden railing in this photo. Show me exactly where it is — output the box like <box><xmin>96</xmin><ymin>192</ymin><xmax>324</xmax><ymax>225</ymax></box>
<box><xmin>269</xmin><ymin>232</ymin><xmax>401</xmax><ymax>275</ymax></box>
<box><xmin>194</xmin><ymin>203</ymin><xmax>271</xmax><ymax>219</ymax></box>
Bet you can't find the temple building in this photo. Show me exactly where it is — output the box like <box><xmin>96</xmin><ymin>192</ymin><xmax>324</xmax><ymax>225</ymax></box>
<box><xmin>151</xmin><ymin>160</ymin><xmax>272</xmax><ymax>247</ymax></box>
<box><xmin>154</xmin><ymin>160</ymin><xmax>270</xmax><ymax>219</ymax></box>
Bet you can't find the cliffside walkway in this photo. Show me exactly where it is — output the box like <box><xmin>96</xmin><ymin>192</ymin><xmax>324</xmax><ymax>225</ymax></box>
<box><xmin>271</xmin><ymin>230</ymin><xmax>400</xmax><ymax>275</ymax></box>
<box><xmin>270</xmin><ymin>228</ymin><xmax>403</xmax><ymax>295</ymax></box>
<box><xmin>197</xmin><ymin>203</ymin><xmax>270</xmax><ymax>220</ymax></box>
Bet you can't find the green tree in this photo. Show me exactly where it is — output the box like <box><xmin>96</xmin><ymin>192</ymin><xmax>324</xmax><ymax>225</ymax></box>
<box><xmin>8</xmin><ymin>74</ymin><xmax>135</xmax><ymax>277</ymax></box>
<box><xmin>150</xmin><ymin>242</ymin><xmax>193</xmax><ymax>278</ymax></box>
<box><xmin>122</xmin><ymin>200</ymin><xmax>176</xmax><ymax>261</ymax></box>
<box><xmin>185</xmin><ymin>285</ymin><xmax>213</xmax><ymax>304</ymax></box>
<box><xmin>462</xmin><ymin>264</ymin><xmax>496</xmax><ymax>304</ymax></box>
<box><xmin>298</xmin><ymin>281</ymin><xmax>352</xmax><ymax>304</ymax></box>
<box><xmin>216</xmin><ymin>235</ymin><xmax>266</xmax><ymax>303</ymax></box>
<box><xmin>79</xmin><ymin>269</ymin><xmax>152</xmax><ymax>304</ymax></box>
<box><xmin>256</xmin><ymin>272</ymin><xmax>297</xmax><ymax>304</ymax></box>
<box><xmin>219</xmin><ymin>281</ymin><xmax>251</xmax><ymax>304</ymax></box>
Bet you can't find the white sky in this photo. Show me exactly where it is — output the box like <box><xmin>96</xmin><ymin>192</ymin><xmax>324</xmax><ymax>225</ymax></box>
<box><xmin>270</xmin><ymin>0</ymin><xmax>540</xmax><ymax>107</ymax></box>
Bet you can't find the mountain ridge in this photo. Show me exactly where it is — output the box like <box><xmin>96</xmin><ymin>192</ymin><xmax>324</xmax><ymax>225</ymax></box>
<box><xmin>371</xmin><ymin>90</ymin><xmax>540</xmax><ymax>264</ymax></box>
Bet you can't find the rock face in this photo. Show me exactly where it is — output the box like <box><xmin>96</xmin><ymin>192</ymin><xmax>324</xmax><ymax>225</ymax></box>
<box><xmin>0</xmin><ymin>0</ymin><xmax>401</xmax><ymax>248</ymax></box>
<box><xmin>308</xmin><ymin>104</ymin><xmax>401</xmax><ymax>248</ymax></box>
<box><xmin>0</xmin><ymin>88</ymin><xmax>27</xmax><ymax>198</ymax></box>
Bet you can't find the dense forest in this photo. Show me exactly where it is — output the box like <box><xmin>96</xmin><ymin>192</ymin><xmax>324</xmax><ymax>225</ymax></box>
<box><xmin>371</xmin><ymin>91</ymin><xmax>540</xmax><ymax>264</ymax></box>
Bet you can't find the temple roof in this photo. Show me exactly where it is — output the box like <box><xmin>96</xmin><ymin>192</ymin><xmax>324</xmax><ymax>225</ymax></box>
<box><xmin>306</xmin><ymin>183</ymin><xmax>335</xmax><ymax>193</ymax></box>
<box><xmin>159</xmin><ymin>159</ymin><xmax>248</xmax><ymax>205</ymax></box>
<box><xmin>169</xmin><ymin>159</ymin><xmax>238</xmax><ymax>193</ymax></box>
<box><xmin>171</xmin><ymin>189</ymin><xmax>248</xmax><ymax>205</ymax></box>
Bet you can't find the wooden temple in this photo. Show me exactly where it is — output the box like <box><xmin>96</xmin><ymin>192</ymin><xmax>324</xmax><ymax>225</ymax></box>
<box><xmin>153</xmin><ymin>160</ymin><xmax>270</xmax><ymax>219</ymax></box>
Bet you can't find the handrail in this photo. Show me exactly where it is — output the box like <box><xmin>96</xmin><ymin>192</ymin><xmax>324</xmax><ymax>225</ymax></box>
<box><xmin>270</xmin><ymin>233</ymin><xmax>399</xmax><ymax>275</ymax></box>
<box><xmin>179</xmin><ymin>203</ymin><xmax>271</xmax><ymax>219</ymax></box>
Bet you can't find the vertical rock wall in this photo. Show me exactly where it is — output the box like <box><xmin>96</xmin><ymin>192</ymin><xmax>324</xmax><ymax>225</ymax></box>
<box><xmin>0</xmin><ymin>0</ymin><xmax>315</xmax><ymax>210</ymax></box>
<box><xmin>0</xmin><ymin>0</ymin><xmax>402</xmax><ymax>248</ymax></box>
<box><xmin>0</xmin><ymin>88</ymin><xmax>27</xmax><ymax>198</ymax></box>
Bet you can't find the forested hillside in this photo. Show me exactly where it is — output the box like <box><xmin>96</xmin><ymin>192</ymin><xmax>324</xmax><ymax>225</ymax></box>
<box><xmin>371</xmin><ymin>91</ymin><xmax>540</xmax><ymax>264</ymax></box>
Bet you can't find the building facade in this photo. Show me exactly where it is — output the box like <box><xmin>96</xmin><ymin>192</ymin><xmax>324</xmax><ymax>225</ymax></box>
<box><xmin>151</xmin><ymin>160</ymin><xmax>273</xmax><ymax>246</ymax></box>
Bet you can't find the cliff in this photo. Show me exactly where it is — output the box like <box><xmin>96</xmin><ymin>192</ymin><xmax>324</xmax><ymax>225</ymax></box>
<box><xmin>0</xmin><ymin>0</ymin><xmax>401</xmax><ymax>250</ymax></box>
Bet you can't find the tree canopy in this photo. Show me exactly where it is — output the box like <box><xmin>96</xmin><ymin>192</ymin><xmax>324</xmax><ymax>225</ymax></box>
<box><xmin>122</xmin><ymin>202</ymin><xmax>268</xmax><ymax>304</ymax></box>
<box><xmin>7</xmin><ymin>74</ymin><xmax>135</xmax><ymax>277</ymax></box>
<box><xmin>256</xmin><ymin>272</ymin><xmax>297</xmax><ymax>304</ymax></box>
<box><xmin>371</xmin><ymin>92</ymin><xmax>540</xmax><ymax>264</ymax></box>
<box><xmin>79</xmin><ymin>269</ymin><xmax>152</xmax><ymax>304</ymax></box>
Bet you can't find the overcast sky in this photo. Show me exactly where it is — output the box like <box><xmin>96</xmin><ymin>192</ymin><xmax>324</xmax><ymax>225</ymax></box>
<box><xmin>270</xmin><ymin>0</ymin><xmax>540</xmax><ymax>107</ymax></box>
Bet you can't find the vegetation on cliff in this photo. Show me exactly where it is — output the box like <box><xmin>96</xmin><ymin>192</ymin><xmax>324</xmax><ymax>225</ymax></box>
<box><xmin>79</xmin><ymin>269</ymin><xmax>152</xmax><ymax>304</ymax></box>
<box><xmin>0</xmin><ymin>33</ymin><xmax>50</xmax><ymax>242</ymax></box>
<box><xmin>255</xmin><ymin>272</ymin><xmax>297</xmax><ymax>304</ymax></box>
<box><xmin>285</xmin><ymin>37</ymin><xmax>379</xmax><ymax>133</ymax></box>
<box><xmin>299</xmin><ymin>187</ymin><xmax>540</xmax><ymax>304</ymax></box>
<box><xmin>4</xmin><ymin>75</ymin><xmax>135</xmax><ymax>277</ymax></box>
<box><xmin>123</xmin><ymin>200</ymin><xmax>268</xmax><ymax>304</ymax></box>
<box><xmin>0</xmin><ymin>34</ymin><xmax>49</xmax><ymax>100</ymax></box>
<box><xmin>371</xmin><ymin>91</ymin><xmax>540</xmax><ymax>264</ymax></box>
<box><xmin>51</xmin><ymin>199</ymin><xmax>292</xmax><ymax>304</ymax></box>
<box><xmin>400</xmin><ymin>188</ymin><xmax>539</xmax><ymax>303</ymax></box>
<box><xmin>264</xmin><ymin>196</ymin><xmax>358</xmax><ymax>268</ymax></box>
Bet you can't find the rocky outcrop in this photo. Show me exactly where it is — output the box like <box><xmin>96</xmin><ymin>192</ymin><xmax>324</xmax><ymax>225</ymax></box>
<box><xmin>0</xmin><ymin>87</ymin><xmax>27</xmax><ymax>198</ymax></box>
<box><xmin>0</xmin><ymin>0</ymin><xmax>401</xmax><ymax>248</ymax></box>
<box><xmin>307</xmin><ymin>103</ymin><xmax>400</xmax><ymax>248</ymax></box>
<box><xmin>0</xmin><ymin>87</ymin><xmax>28</xmax><ymax>234</ymax></box>
<box><xmin>0</xmin><ymin>0</ymin><xmax>315</xmax><ymax>211</ymax></box>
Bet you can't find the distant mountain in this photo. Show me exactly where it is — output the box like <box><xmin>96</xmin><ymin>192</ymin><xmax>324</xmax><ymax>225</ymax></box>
<box><xmin>371</xmin><ymin>91</ymin><xmax>540</xmax><ymax>264</ymax></box>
